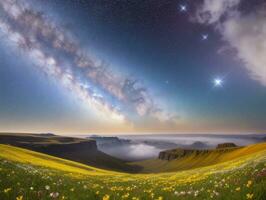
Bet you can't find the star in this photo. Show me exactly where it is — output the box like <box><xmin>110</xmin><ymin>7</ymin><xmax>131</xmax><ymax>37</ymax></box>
<box><xmin>202</xmin><ymin>34</ymin><xmax>208</xmax><ymax>40</ymax></box>
<box><xmin>179</xmin><ymin>4</ymin><xmax>187</xmax><ymax>12</ymax></box>
<box><xmin>213</xmin><ymin>78</ymin><xmax>223</xmax><ymax>87</ymax></box>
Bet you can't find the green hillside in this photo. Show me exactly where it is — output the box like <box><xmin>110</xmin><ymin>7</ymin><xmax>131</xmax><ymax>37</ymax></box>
<box><xmin>0</xmin><ymin>143</ymin><xmax>266</xmax><ymax>199</ymax></box>
<box><xmin>0</xmin><ymin>133</ymin><xmax>140</xmax><ymax>173</ymax></box>
<box><xmin>132</xmin><ymin>143</ymin><xmax>266</xmax><ymax>173</ymax></box>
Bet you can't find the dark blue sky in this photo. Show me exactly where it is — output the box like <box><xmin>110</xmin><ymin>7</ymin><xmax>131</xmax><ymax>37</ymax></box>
<box><xmin>0</xmin><ymin>0</ymin><xmax>265</xmax><ymax>134</ymax></box>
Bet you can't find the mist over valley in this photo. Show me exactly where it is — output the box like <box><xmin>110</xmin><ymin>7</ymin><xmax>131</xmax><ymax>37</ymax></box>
<box><xmin>86</xmin><ymin>134</ymin><xmax>266</xmax><ymax>161</ymax></box>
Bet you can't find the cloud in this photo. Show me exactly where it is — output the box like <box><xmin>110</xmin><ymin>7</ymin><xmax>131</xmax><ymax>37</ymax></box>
<box><xmin>195</xmin><ymin>0</ymin><xmax>241</xmax><ymax>24</ymax></box>
<box><xmin>195</xmin><ymin>0</ymin><xmax>266</xmax><ymax>86</ymax></box>
<box><xmin>99</xmin><ymin>143</ymin><xmax>161</xmax><ymax>161</ymax></box>
<box><xmin>0</xmin><ymin>0</ymin><xmax>177</xmax><ymax>125</ymax></box>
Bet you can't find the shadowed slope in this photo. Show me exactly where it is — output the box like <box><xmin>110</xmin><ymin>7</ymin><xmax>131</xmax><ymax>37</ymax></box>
<box><xmin>0</xmin><ymin>144</ymin><xmax>110</xmax><ymax>175</ymax></box>
<box><xmin>0</xmin><ymin>133</ymin><xmax>141</xmax><ymax>173</ymax></box>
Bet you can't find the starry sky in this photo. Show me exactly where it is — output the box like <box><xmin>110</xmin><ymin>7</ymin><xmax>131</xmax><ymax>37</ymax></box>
<box><xmin>0</xmin><ymin>0</ymin><xmax>265</xmax><ymax>135</ymax></box>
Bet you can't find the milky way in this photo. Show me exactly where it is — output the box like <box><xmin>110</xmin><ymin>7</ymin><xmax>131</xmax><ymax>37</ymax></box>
<box><xmin>0</xmin><ymin>0</ymin><xmax>176</xmax><ymax>126</ymax></box>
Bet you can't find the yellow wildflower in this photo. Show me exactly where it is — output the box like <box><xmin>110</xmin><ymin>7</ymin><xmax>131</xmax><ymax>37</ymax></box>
<box><xmin>4</xmin><ymin>188</ymin><xmax>11</xmax><ymax>193</ymax></box>
<box><xmin>103</xmin><ymin>194</ymin><xmax>110</xmax><ymax>200</ymax></box>
<box><xmin>246</xmin><ymin>180</ymin><xmax>252</xmax><ymax>188</ymax></box>
<box><xmin>246</xmin><ymin>193</ymin><xmax>253</xmax><ymax>199</ymax></box>
<box><xmin>235</xmin><ymin>187</ymin><xmax>241</xmax><ymax>191</ymax></box>
<box><xmin>16</xmin><ymin>196</ymin><xmax>23</xmax><ymax>200</ymax></box>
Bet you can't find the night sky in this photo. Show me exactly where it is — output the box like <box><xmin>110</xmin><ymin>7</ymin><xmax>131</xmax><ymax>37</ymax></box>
<box><xmin>0</xmin><ymin>0</ymin><xmax>265</xmax><ymax>134</ymax></box>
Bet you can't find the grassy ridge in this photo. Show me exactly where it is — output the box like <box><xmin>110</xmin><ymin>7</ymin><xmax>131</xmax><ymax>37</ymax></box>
<box><xmin>0</xmin><ymin>144</ymin><xmax>111</xmax><ymax>176</ymax></box>
<box><xmin>0</xmin><ymin>133</ymin><xmax>141</xmax><ymax>172</ymax></box>
<box><xmin>132</xmin><ymin>143</ymin><xmax>266</xmax><ymax>173</ymax></box>
<box><xmin>0</xmin><ymin>144</ymin><xmax>266</xmax><ymax>199</ymax></box>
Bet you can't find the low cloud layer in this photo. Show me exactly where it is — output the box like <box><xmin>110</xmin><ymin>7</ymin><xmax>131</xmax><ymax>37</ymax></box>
<box><xmin>100</xmin><ymin>143</ymin><xmax>160</xmax><ymax>161</ymax></box>
<box><xmin>195</xmin><ymin>0</ymin><xmax>266</xmax><ymax>86</ymax></box>
<box><xmin>96</xmin><ymin>134</ymin><xmax>263</xmax><ymax>161</ymax></box>
<box><xmin>0</xmin><ymin>0</ymin><xmax>176</xmax><ymax>126</ymax></box>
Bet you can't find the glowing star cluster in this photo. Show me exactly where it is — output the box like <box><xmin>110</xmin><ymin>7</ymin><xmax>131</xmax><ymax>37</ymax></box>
<box><xmin>0</xmin><ymin>0</ymin><xmax>177</xmax><ymax>125</ymax></box>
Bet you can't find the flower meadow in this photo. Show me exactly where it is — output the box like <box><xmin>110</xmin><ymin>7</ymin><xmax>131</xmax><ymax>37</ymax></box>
<box><xmin>0</xmin><ymin>144</ymin><xmax>266</xmax><ymax>200</ymax></box>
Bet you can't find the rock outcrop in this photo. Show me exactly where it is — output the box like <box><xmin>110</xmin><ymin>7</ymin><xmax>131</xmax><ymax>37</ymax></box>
<box><xmin>158</xmin><ymin>148</ymin><xmax>210</xmax><ymax>161</ymax></box>
<box><xmin>158</xmin><ymin>143</ymin><xmax>240</xmax><ymax>161</ymax></box>
<box><xmin>88</xmin><ymin>136</ymin><xmax>130</xmax><ymax>147</ymax></box>
<box><xmin>216</xmin><ymin>143</ymin><xmax>237</xmax><ymax>149</ymax></box>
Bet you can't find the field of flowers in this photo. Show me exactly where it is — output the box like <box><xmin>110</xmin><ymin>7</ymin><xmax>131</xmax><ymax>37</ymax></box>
<box><xmin>0</xmin><ymin>144</ymin><xmax>266</xmax><ymax>200</ymax></box>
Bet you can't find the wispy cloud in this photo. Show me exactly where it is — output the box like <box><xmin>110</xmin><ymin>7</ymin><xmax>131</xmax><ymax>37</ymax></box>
<box><xmin>0</xmin><ymin>0</ymin><xmax>177</xmax><ymax>126</ymax></box>
<box><xmin>194</xmin><ymin>0</ymin><xmax>266</xmax><ymax>86</ymax></box>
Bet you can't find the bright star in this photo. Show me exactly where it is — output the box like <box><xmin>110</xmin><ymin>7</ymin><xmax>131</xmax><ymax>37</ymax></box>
<box><xmin>179</xmin><ymin>5</ymin><xmax>187</xmax><ymax>12</ymax></box>
<box><xmin>214</xmin><ymin>78</ymin><xmax>223</xmax><ymax>87</ymax></box>
<box><xmin>202</xmin><ymin>34</ymin><xmax>208</xmax><ymax>40</ymax></box>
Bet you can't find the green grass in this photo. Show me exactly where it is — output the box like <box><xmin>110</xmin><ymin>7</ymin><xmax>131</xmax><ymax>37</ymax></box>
<box><xmin>132</xmin><ymin>142</ymin><xmax>266</xmax><ymax>173</ymax></box>
<box><xmin>0</xmin><ymin>144</ymin><xmax>266</xmax><ymax>199</ymax></box>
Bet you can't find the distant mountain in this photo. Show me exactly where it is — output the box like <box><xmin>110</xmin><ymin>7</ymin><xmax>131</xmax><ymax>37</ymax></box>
<box><xmin>142</xmin><ymin>140</ymin><xmax>178</xmax><ymax>149</ymax></box>
<box><xmin>88</xmin><ymin>136</ymin><xmax>131</xmax><ymax>147</ymax></box>
<box><xmin>181</xmin><ymin>141</ymin><xmax>209</xmax><ymax>149</ymax></box>
<box><xmin>39</xmin><ymin>133</ymin><xmax>56</xmax><ymax>137</ymax></box>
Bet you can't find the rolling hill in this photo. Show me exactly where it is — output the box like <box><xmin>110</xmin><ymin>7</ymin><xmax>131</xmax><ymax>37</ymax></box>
<box><xmin>132</xmin><ymin>142</ymin><xmax>266</xmax><ymax>173</ymax></box>
<box><xmin>0</xmin><ymin>142</ymin><xmax>266</xmax><ymax>199</ymax></box>
<box><xmin>0</xmin><ymin>133</ymin><xmax>140</xmax><ymax>173</ymax></box>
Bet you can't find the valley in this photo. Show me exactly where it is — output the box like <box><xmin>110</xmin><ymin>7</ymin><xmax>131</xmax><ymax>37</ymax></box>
<box><xmin>0</xmin><ymin>133</ymin><xmax>266</xmax><ymax>199</ymax></box>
